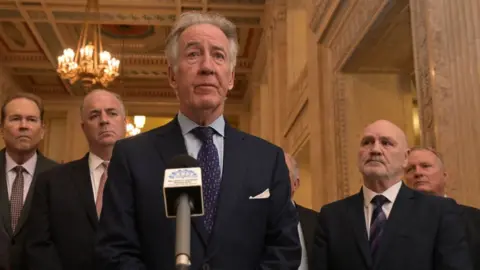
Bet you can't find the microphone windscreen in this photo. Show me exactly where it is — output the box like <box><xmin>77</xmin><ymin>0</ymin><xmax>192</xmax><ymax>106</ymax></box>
<box><xmin>166</xmin><ymin>154</ymin><xmax>199</xmax><ymax>169</ymax></box>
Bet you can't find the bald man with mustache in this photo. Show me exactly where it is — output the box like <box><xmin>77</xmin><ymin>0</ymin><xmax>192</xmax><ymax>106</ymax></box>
<box><xmin>312</xmin><ymin>120</ymin><xmax>472</xmax><ymax>270</ymax></box>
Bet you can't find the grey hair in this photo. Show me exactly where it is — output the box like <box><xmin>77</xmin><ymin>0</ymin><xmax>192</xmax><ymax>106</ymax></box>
<box><xmin>285</xmin><ymin>152</ymin><xmax>300</xmax><ymax>181</ymax></box>
<box><xmin>165</xmin><ymin>11</ymin><xmax>239</xmax><ymax>72</ymax></box>
<box><xmin>80</xmin><ymin>89</ymin><xmax>126</xmax><ymax>119</ymax></box>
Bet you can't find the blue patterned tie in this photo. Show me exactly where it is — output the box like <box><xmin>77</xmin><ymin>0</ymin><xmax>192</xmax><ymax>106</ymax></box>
<box><xmin>191</xmin><ymin>127</ymin><xmax>221</xmax><ymax>234</ymax></box>
<box><xmin>369</xmin><ymin>195</ymin><xmax>389</xmax><ymax>259</ymax></box>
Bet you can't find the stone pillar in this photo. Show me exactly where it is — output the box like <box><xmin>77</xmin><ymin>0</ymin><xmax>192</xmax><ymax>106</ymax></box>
<box><xmin>268</xmin><ymin>1</ymin><xmax>288</xmax><ymax>147</ymax></box>
<box><xmin>63</xmin><ymin>106</ymin><xmax>88</xmax><ymax>162</ymax></box>
<box><xmin>259</xmin><ymin>83</ymin><xmax>273</xmax><ymax>142</ymax></box>
<box><xmin>248</xmin><ymin>84</ymin><xmax>261</xmax><ymax>137</ymax></box>
<box><xmin>410</xmin><ymin>0</ymin><xmax>480</xmax><ymax>207</ymax></box>
<box><xmin>0</xmin><ymin>66</ymin><xmax>22</xmax><ymax>150</ymax></box>
<box><xmin>0</xmin><ymin>66</ymin><xmax>21</xmax><ymax>102</ymax></box>
<box><xmin>238</xmin><ymin>110</ymin><xmax>250</xmax><ymax>133</ymax></box>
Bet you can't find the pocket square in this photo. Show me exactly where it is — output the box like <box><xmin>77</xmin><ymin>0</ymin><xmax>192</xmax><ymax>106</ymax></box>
<box><xmin>249</xmin><ymin>189</ymin><xmax>270</xmax><ymax>199</ymax></box>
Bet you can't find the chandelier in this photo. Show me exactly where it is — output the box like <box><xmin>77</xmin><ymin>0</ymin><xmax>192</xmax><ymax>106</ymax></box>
<box><xmin>56</xmin><ymin>0</ymin><xmax>119</xmax><ymax>90</ymax></box>
<box><xmin>126</xmin><ymin>115</ymin><xmax>146</xmax><ymax>137</ymax></box>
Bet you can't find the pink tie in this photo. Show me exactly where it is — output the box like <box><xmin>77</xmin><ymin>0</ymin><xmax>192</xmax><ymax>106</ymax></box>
<box><xmin>96</xmin><ymin>162</ymin><xmax>109</xmax><ymax>218</ymax></box>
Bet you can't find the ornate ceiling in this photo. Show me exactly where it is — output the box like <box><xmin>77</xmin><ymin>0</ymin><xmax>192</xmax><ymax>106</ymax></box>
<box><xmin>0</xmin><ymin>0</ymin><xmax>266</xmax><ymax>102</ymax></box>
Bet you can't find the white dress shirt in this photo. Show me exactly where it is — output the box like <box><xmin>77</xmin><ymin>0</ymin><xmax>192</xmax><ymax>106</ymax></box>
<box><xmin>88</xmin><ymin>152</ymin><xmax>108</xmax><ymax>203</ymax></box>
<box><xmin>5</xmin><ymin>151</ymin><xmax>37</xmax><ymax>202</ymax></box>
<box><xmin>292</xmin><ymin>201</ymin><xmax>308</xmax><ymax>270</ymax></box>
<box><xmin>362</xmin><ymin>181</ymin><xmax>402</xmax><ymax>239</ymax></box>
<box><xmin>297</xmin><ymin>222</ymin><xmax>308</xmax><ymax>270</ymax></box>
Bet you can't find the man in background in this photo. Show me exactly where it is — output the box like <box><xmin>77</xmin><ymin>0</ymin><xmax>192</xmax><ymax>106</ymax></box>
<box><xmin>26</xmin><ymin>89</ymin><xmax>126</xmax><ymax>270</ymax></box>
<box><xmin>313</xmin><ymin>119</ymin><xmax>472</xmax><ymax>270</ymax></box>
<box><xmin>0</xmin><ymin>92</ymin><xmax>57</xmax><ymax>270</ymax></box>
<box><xmin>405</xmin><ymin>146</ymin><xmax>480</xmax><ymax>270</ymax></box>
<box><xmin>285</xmin><ymin>152</ymin><xmax>317</xmax><ymax>270</ymax></box>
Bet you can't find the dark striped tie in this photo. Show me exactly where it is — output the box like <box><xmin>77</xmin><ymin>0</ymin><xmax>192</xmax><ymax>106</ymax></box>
<box><xmin>369</xmin><ymin>195</ymin><xmax>389</xmax><ymax>259</ymax></box>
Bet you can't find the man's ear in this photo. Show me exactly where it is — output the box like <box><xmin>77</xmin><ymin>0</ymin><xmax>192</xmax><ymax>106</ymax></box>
<box><xmin>40</xmin><ymin>122</ymin><xmax>45</xmax><ymax>140</ymax></box>
<box><xmin>293</xmin><ymin>178</ymin><xmax>300</xmax><ymax>191</ymax></box>
<box><xmin>168</xmin><ymin>66</ymin><xmax>177</xmax><ymax>89</ymax></box>
<box><xmin>402</xmin><ymin>149</ymin><xmax>410</xmax><ymax>168</ymax></box>
<box><xmin>227</xmin><ymin>70</ymin><xmax>235</xmax><ymax>91</ymax></box>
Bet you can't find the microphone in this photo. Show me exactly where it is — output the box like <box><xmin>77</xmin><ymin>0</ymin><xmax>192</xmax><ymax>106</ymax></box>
<box><xmin>163</xmin><ymin>154</ymin><xmax>204</xmax><ymax>270</ymax></box>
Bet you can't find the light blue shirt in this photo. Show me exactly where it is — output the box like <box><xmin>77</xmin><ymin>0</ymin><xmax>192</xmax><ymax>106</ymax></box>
<box><xmin>177</xmin><ymin>112</ymin><xmax>225</xmax><ymax>176</ymax></box>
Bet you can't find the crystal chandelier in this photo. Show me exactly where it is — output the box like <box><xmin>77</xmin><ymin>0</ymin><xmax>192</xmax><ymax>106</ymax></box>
<box><xmin>126</xmin><ymin>115</ymin><xmax>146</xmax><ymax>137</ymax></box>
<box><xmin>56</xmin><ymin>0</ymin><xmax>119</xmax><ymax>90</ymax></box>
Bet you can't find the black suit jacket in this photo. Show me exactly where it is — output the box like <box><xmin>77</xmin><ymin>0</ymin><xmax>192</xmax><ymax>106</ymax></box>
<box><xmin>0</xmin><ymin>149</ymin><xmax>57</xmax><ymax>270</ymax></box>
<box><xmin>313</xmin><ymin>183</ymin><xmax>473</xmax><ymax>270</ymax></box>
<box><xmin>296</xmin><ymin>204</ymin><xmax>317</xmax><ymax>270</ymax></box>
<box><xmin>460</xmin><ymin>204</ymin><xmax>480</xmax><ymax>270</ymax></box>
<box><xmin>26</xmin><ymin>154</ymin><xmax>98</xmax><ymax>270</ymax></box>
<box><xmin>94</xmin><ymin>117</ymin><xmax>301</xmax><ymax>270</ymax></box>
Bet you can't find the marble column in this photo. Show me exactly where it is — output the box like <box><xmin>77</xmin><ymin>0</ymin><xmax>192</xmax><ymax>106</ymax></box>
<box><xmin>410</xmin><ymin>0</ymin><xmax>480</xmax><ymax>207</ymax></box>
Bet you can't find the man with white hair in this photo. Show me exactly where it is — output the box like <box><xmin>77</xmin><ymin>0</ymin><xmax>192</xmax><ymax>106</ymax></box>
<box><xmin>284</xmin><ymin>152</ymin><xmax>317</xmax><ymax>270</ymax></box>
<box><xmin>95</xmin><ymin>12</ymin><xmax>301</xmax><ymax>270</ymax></box>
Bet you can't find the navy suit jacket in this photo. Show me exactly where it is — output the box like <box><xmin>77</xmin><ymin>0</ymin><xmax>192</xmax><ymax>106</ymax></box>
<box><xmin>460</xmin><ymin>204</ymin><xmax>480</xmax><ymax>270</ymax></box>
<box><xmin>0</xmin><ymin>150</ymin><xmax>57</xmax><ymax>270</ymax></box>
<box><xmin>313</xmin><ymin>183</ymin><xmax>473</xmax><ymax>270</ymax></box>
<box><xmin>94</xmin><ymin>117</ymin><xmax>301</xmax><ymax>270</ymax></box>
<box><xmin>26</xmin><ymin>154</ymin><xmax>98</xmax><ymax>270</ymax></box>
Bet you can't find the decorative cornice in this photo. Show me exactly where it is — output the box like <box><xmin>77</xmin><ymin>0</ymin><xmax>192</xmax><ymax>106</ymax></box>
<box><xmin>309</xmin><ymin>0</ymin><xmax>331</xmax><ymax>34</ymax></box>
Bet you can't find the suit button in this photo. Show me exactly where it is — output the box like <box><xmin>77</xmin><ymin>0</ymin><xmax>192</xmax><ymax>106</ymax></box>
<box><xmin>202</xmin><ymin>263</ymin><xmax>210</xmax><ymax>270</ymax></box>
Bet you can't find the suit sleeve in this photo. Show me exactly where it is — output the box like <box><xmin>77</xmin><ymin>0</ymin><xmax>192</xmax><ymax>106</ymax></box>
<box><xmin>312</xmin><ymin>206</ymin><xmax>328</xmax><ymax>270</ymax></box>
<box><xmin>435</xmin><ymin>198</ymin><xmax>473</xmax><ymax>270</ymax></box>
<box><xmin>94</xmin><ymin>141</ymin><xmax>146</xmax><ymax>270</ymax></box>
<box><xmin>25</xmin><ymin>171</ymin><xmax>63</xmax><ymax>270</ymax></box>
<box><xmin>259</xmin><ymin>149</ymin><xmax>301</xmax><ymax>270</ymax></box>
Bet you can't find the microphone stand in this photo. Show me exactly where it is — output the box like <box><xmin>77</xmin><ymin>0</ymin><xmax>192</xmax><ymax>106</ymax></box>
<box><xmin>176</xmin><ymin>193</ymin><xmax>192</xmax><ymax>270</ymax></box>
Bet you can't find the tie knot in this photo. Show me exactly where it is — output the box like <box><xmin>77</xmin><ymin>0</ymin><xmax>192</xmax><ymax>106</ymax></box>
<box><xmin>102</xmin><ymin>161</ymin><xmax>109</xmax><ymax>168</ymax></box>
<box><xmin>371</xmin><ymin>195</ymin><xmax>389</xmax><ymax>207</ymax></box>
<box><xmin>192</xmin><ymin>127</ymin><xmax>215</xmax><ymax>143</ymax></box>
<box><xmin>13</xmin><ymin>166</ymin><xmax>24</xmax><ymax>174</ymax></box>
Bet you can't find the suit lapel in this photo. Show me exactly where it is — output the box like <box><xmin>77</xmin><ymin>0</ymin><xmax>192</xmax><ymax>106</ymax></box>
<box><xmin>373</xmin><ymin>183</ymin><xmax>414</xmax><ymax>269</ymax></box>
<box><xmin>206</xmin><ymin>125</ymin><xmax>247</xmax><ymax>257</ymax></box>
<box><xmin>0</xmin><ymin>150</ymin><xmax>12</xmax><ymax>237</ymax></box>
<box><xmin>347</xmin><ymin>191</ymin><xmax>372</xmax><ymax>269</ymax></box>
<box><xmin>153</xmin><ymin>118</ymin><xmax>210</xmax><ymax>246</ymax></box>
<box><xmin>14</xmin><ymin>154</ymin><xmax>52</xmax><ymax>235</ymax></box>
<box><xmin>71</xmin><ymin>154</ymin><xmax>98</xmax><ymax>229</ymax></box>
